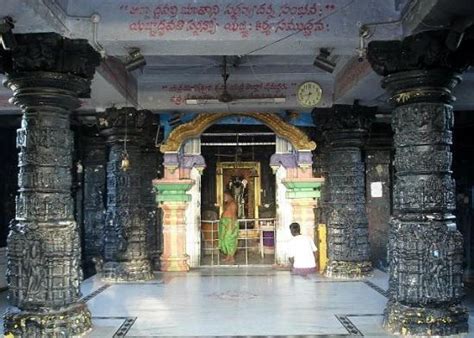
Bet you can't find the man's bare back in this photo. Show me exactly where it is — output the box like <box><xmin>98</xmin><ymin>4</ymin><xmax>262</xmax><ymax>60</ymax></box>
<box><xmin>222</xmin><ymin>200</ymin><xmax>237</xmax><ymax>219</ymax></box>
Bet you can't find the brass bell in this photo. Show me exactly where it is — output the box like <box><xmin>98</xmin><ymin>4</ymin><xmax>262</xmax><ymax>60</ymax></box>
<box><xmin>121</xmin><ymin>152</ymin><xmax>130</xmax><ymax>171</ymax></box>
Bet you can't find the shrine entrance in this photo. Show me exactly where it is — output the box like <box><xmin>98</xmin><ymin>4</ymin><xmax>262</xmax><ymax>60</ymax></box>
<box><xmin>154</xmin><ymin>112</ymin><xmax>323</xmax><ymax>271</ymax></box>
<box><xmin>200</xmin><ymin>122</ymin><xmax>275</xmax><ymax>266</ymax></box>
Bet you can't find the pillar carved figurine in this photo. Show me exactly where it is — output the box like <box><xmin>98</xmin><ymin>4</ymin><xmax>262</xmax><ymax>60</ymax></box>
<box><xmin>82</xmin><ymin>131</ymin><xmax>107</xmax><ymax>277</ymax></box>
<box><xmin>0</xmin><ymin>33</ymin><xmax>101</xmax><ymax>336</ymax></box>
<box><xmin>368</xmin><ymin>29</ymin><xmax>474</xmax><ymax>335</ymax></box>
<box><xmin>314</xmin><ymin>105</ymin><xmax>374</xmax><ymax>278</ymax></box>
<box><xmin>100</xmin><ymin>107</ymin><xmax>154</xmax><ymax>281</ymax></box>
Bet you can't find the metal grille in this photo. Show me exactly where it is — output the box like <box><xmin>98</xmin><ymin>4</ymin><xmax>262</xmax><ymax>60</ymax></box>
<box><xmin>201</xmin><ymin>218</ymin><xmax>277</xmax><ymax>266</ymax></box>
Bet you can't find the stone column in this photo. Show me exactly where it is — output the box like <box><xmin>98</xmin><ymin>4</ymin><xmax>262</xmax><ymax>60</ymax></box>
<box><xmin>368</xmin><ymin>30</ymin><xmax>472</xmax><ymax>335</ymax></box>
<box><xmin>82</xmin><ymin>132</ymin><xmax>107</xmax><ymax>276</ymax></box>
<box><xmin>100</xmin><ymin>107</ymin><xmax>153</xmax><ymax>281</ymax></box>
<box><xmin>312</xmin><ymin>136</ymin><xmax>330</xmax><ymax>226</ymax></box>
<box><xmin>0</xmin><ymin>33</ymin><xmax>100</xmax><ymax>336</ymax></box>
<box><xmin>314</xmin><ymin>105</ymin><xmax>373</xmax><ymax>278</ymax></box>
<box><xmin>153</xmin><ymin>179</ymin><xmax>194</xmax><ymax>271</ymax></box>
<box><xmin>141</xmin><ymin>132</ymin><xmax>160</xmax><ymax>271</ymax></box>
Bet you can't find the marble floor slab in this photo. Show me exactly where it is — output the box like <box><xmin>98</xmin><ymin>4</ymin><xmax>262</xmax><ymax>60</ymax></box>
<box><xmin>84</xmin><ymin>268</ymin><xmax>391</xmax><ymax>337</ymax></box>
<box><xmin>1</xmin><ymin>267</ymin><xmax>473</xmax><ymax>337</ymax></box>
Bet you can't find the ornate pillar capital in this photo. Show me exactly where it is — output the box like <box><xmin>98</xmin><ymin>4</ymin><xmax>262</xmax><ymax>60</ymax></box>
<box><xmin>0</xmin><ymin>32</ymin><xmax>100</xmax><ymax>77</ymax></box>
<box><xmin>367</xmin><ymin>30</ymin><xmax>472</xmax><ymax>77</ymax></box>
<box><xmin>152</xmin><ymin>179</ymin><xmax>194</xmax><ymax>203</ymax></box>
<box><xmin>0</xmin><ymin>32</ymin><xmax>100</xmax><ymax>101</ymax></box>
<box><xmin>367</xmin><ymin>29</ymin><xmax>474</xmax><ymax>106</ymax></box>
<box><xmin>99</xmin><ymin>107</ymin><xmax>153</xmax><ymax>145</ymax></box>
<box><xmin>313</xmin><ymin>104</ymin><xmax>375</xmax><ymax>147</ymax></box>
<box><xmin>282</xmin><ymin>178</ymin><xmax>323</xmax><ymax>199</ymax></box>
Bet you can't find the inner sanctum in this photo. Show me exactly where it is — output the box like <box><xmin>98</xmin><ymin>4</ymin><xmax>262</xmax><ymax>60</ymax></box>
<box><xmin>1</xmin><ymin>0</ymin><xmax>474</xmax><ymax>337</ymax></box>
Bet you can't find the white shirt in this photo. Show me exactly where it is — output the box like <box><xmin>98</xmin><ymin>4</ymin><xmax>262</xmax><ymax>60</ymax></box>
<box><xmin>287</xmin><ymin>235</ymin><xmax>317</xmax><ymax>269</ymax></box>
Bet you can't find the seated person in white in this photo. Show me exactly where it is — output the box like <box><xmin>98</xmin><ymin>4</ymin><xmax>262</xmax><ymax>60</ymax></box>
<box><xmin>287</xmin><ymin>222</ymin><xmax>317</xmax><ymax>276</ymax></box>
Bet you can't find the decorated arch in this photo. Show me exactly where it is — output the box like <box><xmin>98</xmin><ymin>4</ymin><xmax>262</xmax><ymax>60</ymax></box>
<box><xmin>160</xmin><ymin>112</ymin><xmax>316</xmax><ymax>153</ymax></box>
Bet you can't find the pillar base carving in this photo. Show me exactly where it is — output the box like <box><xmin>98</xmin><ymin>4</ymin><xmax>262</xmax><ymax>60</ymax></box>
<box><xmin>4</xmin><ymin>302</ymin><xmax>92</xmax><ymax>337</ymax></box>
<box><xmin>325</xmin><ymin>260</ymin><xmax>372</xmax><ymax>279</ymax></box>
<box><xmin>383</xmin><ymin>301</ymin><xmax>468</xmax><ymax>336</ymax></box>
<box><xmin>101</xmin><ymin>260</ymin><xmax>154</xmax><ymax>282</ymax></box>
<box><xmin>160</xmin><ymin>255</ymin><xmax>190</xmax><ymax>272</ymax></box>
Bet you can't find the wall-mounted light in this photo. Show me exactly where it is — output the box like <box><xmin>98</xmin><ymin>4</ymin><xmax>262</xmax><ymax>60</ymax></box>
<box><xmin>0</xmin><ymin>17</ymin><xmax>16</xmax><ymax>50</ymax></box>
<box><xmin>125</xmin><ymin>47</ymin><xmax>146</xmax><ymax>71</ymax></box>
<box><xmin>313</xmin><ymin>48</ymin><xmax>336</xmax><ymax>73</ymax></box>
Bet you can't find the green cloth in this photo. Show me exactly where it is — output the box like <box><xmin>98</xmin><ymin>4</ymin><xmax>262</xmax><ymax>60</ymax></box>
<box><xmin>218</xmin><ymin>217</ymin><xmax>239</xmax><ymax>256</ymax></box>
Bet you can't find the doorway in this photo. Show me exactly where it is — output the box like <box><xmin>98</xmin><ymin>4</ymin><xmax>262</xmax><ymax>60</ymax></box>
<box><xmin>200</xmin><ymin>122</ymin><xmax>276</xmax><ymax>266</ymax></box>
<box><xmin>156</xmin><ymin>112</ymin><xmax>319</xmax><ymax>272</ymax></box>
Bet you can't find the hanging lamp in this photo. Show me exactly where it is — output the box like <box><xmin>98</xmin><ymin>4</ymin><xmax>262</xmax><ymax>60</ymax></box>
<box><xmin>121</xmin><ymin>111</ymin><xmax>130</xmax><ymax>171</ymax></box>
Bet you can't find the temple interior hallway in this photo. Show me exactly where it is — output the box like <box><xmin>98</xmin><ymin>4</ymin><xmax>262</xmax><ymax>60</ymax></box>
<box><xmin>3</xmin><ymin>268</ymin><xmax>474</xmax><ymax>337</ymax></box>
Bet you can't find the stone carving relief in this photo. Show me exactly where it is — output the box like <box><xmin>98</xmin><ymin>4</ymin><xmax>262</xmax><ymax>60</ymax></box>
<box><xmin>367</xmin><ymin>29</ymin><xmax>472</xmax><ymax>335</ymax></box>
<box><xmin>313</xmin><ymin>104</ymin><xmax>374</xmax><ymax>278</ymax></box>
<box><xmin>0</xmin><ymin>32</ymin><xmax>100</xmax><ymax>337</ymax></box>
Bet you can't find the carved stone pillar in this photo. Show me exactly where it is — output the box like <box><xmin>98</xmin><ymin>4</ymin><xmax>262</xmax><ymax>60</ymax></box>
<box><xmin>82</xmin><ymin>132</ymin><xmax>107</xmax><ymax>276</ymax></box>
<box><xmin>312</xmin><ymin>136</ymin><xmax>330</xmax><ymax>226</ymax></box>
<box><xmin>314</xmin><ymin>105</ymin><xmax>373</xmax><ymax>278</ymax></box>
<box><xmin>0</xmin><ymin>33</ymin><xmax>100</xmax><ymax>336</ymax></box>
<box><xmin>100</xmin><ymin>107</ymin><xmax>153</xmax><ymax>281</ymax></box>
<box><xmin>368</xmin><ymin>30</ymin><xmax>472</xmax><ymax>335</ymax></box>
<box><xmin>142</xmin><ymin>138</ymin><xmax>160</xmax><ymax>271</ymax></box>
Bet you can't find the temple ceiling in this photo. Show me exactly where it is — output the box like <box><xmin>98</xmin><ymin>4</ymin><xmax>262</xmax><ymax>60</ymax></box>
<box><xmin>1</xmin><ymin>0</ymin><xmax>474</xmax><ymax>114</ymax></box>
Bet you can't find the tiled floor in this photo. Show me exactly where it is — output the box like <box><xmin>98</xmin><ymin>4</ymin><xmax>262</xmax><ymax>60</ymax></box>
<box><xmin>85</xmin><ymin>267</ymin><xmax>391</xmax><ymax>337</ymax></box>
<box><xmin>1</xmin><ymin>268</ymin><xmax>473</xmax><ymax>336</ymax></box>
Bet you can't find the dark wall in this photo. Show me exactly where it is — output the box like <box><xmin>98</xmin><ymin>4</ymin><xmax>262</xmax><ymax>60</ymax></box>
<box><xmin>0</xmin><ymin>119</ymin><xmax>20</xmax><ymax>247</ymax></box>
<box><xmin>453</xmin><ymin>111</ymin><xmax>474</xmax><ymax>281</ymax></box>
<box><xmin>365</xmin><ymin>123</ymin><xmax>393</xmax><ymax>271</ymax></box>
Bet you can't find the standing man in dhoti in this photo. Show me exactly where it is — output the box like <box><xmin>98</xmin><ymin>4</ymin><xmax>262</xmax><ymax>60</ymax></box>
<box><xmin>219</xmin><ymin>190</ymin><xmax>239</xmax><ymax>264</ymax></box>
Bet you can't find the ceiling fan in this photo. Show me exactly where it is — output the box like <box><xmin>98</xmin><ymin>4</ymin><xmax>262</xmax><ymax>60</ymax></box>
<box><xmin>185</xmin><ymin>56</ymin><xmax>286</xmax><ymax>105</ymax></box>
